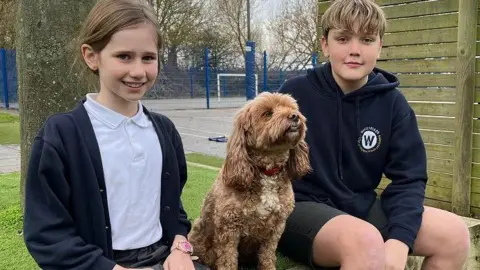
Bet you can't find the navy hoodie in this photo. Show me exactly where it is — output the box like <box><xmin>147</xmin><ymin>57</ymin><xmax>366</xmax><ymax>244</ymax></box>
<box><xmin>279</xmin><ymin>62</ymin><xmax>427</xmax><ymax>252</ymax></box>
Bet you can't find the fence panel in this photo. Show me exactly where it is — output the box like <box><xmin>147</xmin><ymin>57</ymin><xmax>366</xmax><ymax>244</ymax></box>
<box><xmin>0</xmin><ymin>49</ymin><xmax>18</xmax><ymax>109</ymax></box>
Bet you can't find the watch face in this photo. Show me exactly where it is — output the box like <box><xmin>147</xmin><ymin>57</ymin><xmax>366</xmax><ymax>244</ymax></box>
<box><xmin>181</xmin><ymin>241</ymin><xmax>193</xmax><ymax>252</ymax></box>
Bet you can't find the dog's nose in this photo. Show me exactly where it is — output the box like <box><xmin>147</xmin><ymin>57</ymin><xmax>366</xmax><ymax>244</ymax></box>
<box><xmin>289</xmin><ymin>113</ymin><xmax>299</xmax><ymax>122</ymax></box>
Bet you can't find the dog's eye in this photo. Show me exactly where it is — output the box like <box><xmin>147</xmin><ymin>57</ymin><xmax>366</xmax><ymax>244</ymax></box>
<box><xmin>263</xmin><ymin>111</ymin><xmax>273</xmax><ymax>117</ymax></box>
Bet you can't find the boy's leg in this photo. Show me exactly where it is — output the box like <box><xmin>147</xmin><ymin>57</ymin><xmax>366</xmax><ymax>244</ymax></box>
<box><xmin>280</xmin><ymin>199</ymin><xmax>470</xmax><ymax>269</ymax></box>
<box><xmin>368</xmin><ymin>200</ymin><xmax>470</xmax><ymax>270</ymax></box>
<box><xmin>409</xmin><ymin>206</ymin><xmax>470</xmax><ymax>269</ymax></box>
<box><xmin>277</xmin><ymin>201</ymin><xmax>343</xmax><ymax>268</ymax></box>
<box><xmin>277</xmin><ymin>201</ymin><xmax>385</xmax><ymax>269</ymax></box>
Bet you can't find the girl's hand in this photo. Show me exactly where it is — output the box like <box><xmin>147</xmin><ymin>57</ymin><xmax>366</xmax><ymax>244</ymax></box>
<box><xmin>163</xmin><ymin>249</ymin><xmax>194</xmax><ymax>270</ymax></box>
<box><xmin>113</xmin><ymin>265</ymin><xmax>153</xmax><ymax>270</ymax></box>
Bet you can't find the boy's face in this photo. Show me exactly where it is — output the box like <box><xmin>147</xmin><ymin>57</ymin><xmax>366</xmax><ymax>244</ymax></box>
<box><xmin>321</xmin><ymin>28</ymin><xmax>382</xmax><ymax>93</ymax></box>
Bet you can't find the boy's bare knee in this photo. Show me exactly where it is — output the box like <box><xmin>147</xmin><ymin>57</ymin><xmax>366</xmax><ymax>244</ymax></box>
<box><xmin>312</xmin><ymin>215</ymin><xmax>385</xmax><ymax>268</ymax></box>
<box><xmin>344</xmin><ymin>222</ymin><xmax>384</xmax><ymax>255</ymax></box>
<box><xmin>415</xmin><ymin>208</ymin><xmax>470</xmax><ymax>268</ymax></box>
<box><xmin>338</xmin><ymin>220</ymin><xmax>385</xmax><ymax>269</ymax></box>
<box><xmin>441</xmin><ymin>215</ymin><xmax>470</xmax><ymax>260</ymax></box>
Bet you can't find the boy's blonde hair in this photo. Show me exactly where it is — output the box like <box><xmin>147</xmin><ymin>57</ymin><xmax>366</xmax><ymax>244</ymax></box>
<box><xmin>320</xmin><ymin>0</ymin><xmax>387</xmax><ymax>39</ymax></box>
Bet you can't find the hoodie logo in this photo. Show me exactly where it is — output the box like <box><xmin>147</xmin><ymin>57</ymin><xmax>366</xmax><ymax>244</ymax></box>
<box><xmin>358</xmin><ymin>127</ymin><xmax>381</xmax><ymax>153</ymax></box>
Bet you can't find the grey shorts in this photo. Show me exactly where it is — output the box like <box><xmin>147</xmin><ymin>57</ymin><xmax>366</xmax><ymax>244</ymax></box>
<box><xmin>114</xmin><ymin>240</ymin><xmax>210</xmax><ymax>270</ymax></box>
<box><xmin>277</xmin><ymin>199</ymin><xmax>388</xmax><ymax>269</ymax></box>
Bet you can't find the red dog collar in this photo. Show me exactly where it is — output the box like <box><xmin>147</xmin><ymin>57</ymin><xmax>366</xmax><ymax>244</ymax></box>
<box><xmin>263</xmin><ymin>167</ymin><xmax>282</xmax><ymax>176</ymax></box>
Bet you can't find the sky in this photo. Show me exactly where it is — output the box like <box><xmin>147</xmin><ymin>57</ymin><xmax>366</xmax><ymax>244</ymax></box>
<box><xmin>257</xmin><ymin>0</ymin><xmax>283</xmax><ymax>22</ymax></box>
<box><xmin>254</xmin><ymin>0</ymin><xmax>284</xmax><ymax>49</ymax></box>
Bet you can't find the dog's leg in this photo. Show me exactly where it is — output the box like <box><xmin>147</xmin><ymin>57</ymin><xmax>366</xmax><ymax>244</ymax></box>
<box><xmin>188</xmin><ymin>192</ymin><xmax>218</xmax><ymax>267</ymax></box>
<box><xmin>257</xmin><ymin>224</ymin><xmax>286</xmax><ymax>270</ymax></box>
<box><xmin>213</xmin><ymin>229</ymin><xmax>240</xmax><ymax>270</ymax></box>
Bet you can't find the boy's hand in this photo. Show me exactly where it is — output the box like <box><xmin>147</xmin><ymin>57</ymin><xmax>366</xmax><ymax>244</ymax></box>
<box><xmin>384</xmin><ymin>239</ymin><xmax>409</xmax><ymax>270</ymax></box>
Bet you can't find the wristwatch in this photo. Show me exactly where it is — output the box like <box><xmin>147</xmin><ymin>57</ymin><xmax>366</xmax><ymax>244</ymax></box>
<box><xmin>170</xmin><ymin>240</ymin><xmax>193</xmax><ymax>255</ymax></box>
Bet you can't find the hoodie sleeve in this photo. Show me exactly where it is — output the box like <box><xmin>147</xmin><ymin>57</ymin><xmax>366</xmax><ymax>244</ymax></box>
<box><xmin>23</xmin><ymin>136</ymin><xmax>116</xmax><ymax>270</ymax></box>
<box><xmin>381</xmin><ymin>94</ymin><xmax>428</xmax><ymax>253</ymax></box>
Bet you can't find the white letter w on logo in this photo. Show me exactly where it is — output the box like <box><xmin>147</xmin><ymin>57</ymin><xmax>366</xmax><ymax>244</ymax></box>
<box><xmin>363</xmin><ymin>135</ymin><xmax>375</xmax><ymax>147</ymax></box>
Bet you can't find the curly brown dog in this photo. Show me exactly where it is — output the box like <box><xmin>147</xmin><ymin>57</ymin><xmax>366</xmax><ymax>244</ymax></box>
<box><xmin>188</xmin><ymin>92</ymin><xmax>311</xmax><ymax>270</ymax></box>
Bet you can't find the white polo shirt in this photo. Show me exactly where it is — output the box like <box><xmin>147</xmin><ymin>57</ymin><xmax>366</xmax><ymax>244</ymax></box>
<box><xmin>84</xmin><ymin>94</ymin><xmax>163</xmax><ymax>250</ymax></box>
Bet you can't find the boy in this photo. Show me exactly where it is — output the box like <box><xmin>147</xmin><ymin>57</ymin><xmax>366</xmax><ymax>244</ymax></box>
<box><xmin>276</xmin><ymin>0</ymin><xmax>470</xmax><ymax>269</ymax></box>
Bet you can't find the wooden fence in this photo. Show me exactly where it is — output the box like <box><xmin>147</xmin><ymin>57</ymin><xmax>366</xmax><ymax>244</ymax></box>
<box><xmin>317</xmin><ymin>0</ymin><xmax>479</xmax><ymax>218</ymax></box>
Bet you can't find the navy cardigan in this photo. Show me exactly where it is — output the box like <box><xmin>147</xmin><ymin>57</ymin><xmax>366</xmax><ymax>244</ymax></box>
<box><xmin>23</xmin><ymin>100</ymin><xmax>191</xmax><ymax>270</ymax></box>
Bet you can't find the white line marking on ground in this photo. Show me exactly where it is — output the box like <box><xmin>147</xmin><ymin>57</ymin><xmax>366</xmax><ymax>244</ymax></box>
<box><xmin>186</xmin><ymin>161</ymin><xmax>221</xmax><ymax>171</ymax></box>
<box><xmin>176</xmin><ymin>126</ymin><xmax>227</xmax><ymax>136</ymax></box>
<box><xmin>179</xmin><ymin>132</ymin><xmax>211</xmax><ymax>139</ymax></box>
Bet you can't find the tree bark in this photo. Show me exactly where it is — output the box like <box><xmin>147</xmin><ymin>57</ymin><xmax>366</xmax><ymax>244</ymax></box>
<box><xmin>0</xmin><ymin>0</ymin><xmax>17</xmax><ymax>49</ymax></box>
<box><xmin>15</xmin><ymin>0</ymin><xmax>96</xmax><ymax>206</ymax></box>
<box><xmin>166</xmin><ymin>45</ymin><xmax>179</xmax><ymax>69</ymax></box>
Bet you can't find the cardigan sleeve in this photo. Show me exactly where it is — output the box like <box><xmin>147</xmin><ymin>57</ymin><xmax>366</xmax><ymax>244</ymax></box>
<box><xmin>149</xmin><ymin>111</ymin><xmax>192</xmax><ymax>239</ymax></box>
<box><xmin>23</xmin><ymin>136</ymin><xmax>116</xmax><ymax>270</ymax></box>
<box><xmin>171</xmin><ymin>123</ymin><xmax>192</xmax><ymax>237</ymax></box>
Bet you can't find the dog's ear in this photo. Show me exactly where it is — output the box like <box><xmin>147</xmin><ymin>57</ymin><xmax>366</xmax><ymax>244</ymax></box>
<box><xmin>222</xmin><ymin>108</ymin><xmax>255</xmax><ymax>190</ymax></box>
<box><xmin>286</xmin><ymin>140</ymin><xmax>311</xmax><ymax>181</ymax></box>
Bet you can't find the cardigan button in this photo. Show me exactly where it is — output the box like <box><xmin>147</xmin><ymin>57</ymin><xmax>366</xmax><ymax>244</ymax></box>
<box><xmin>105</xmin><ymin>226</ymin><xmax>109</xmax><ymax>230</ymax></box>
<box><xmin>100</xmin><ymin>189</ymin><xmax>104</xmax><ymax>193</ymax></box>
<box><xmin>165</xmin><ymin>172</ymin><xmax>170</xmax><ymax>177</ymax></box>
<box><xmin>164</xmin><ymin>206</ymin><xmax>170</xmax><ymax>211</ymax></box>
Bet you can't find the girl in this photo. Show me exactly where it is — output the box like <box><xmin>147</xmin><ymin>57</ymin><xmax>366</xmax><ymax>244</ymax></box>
<box><xmin>22</xmin><ymin>0</ymin><xmax>208</xmax><ymax>269</ymax></box>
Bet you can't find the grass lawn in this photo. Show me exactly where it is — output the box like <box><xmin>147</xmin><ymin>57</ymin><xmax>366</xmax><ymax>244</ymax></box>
<box><xmin>0</xmin><ymin>112</ymin><xmax>20</xmax><ymax>145</ymax></box>
<box><xmin>0</xmin><ymin>172</ymin><xmax>39</xmax><ymax>270</ymax></box>
<box><xmin>0</xmin><ymin>155</ymin><xmax>299</xmax><ymax>270</ymax></box>
<box><xmin>185</xmin><ymin>152</ymin><xmax>225</xmax><ymax>168</ymax></box>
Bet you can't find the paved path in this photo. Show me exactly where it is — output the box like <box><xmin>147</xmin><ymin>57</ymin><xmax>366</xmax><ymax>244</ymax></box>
<box><xmin>0</xmin><ymin>145</ymin><xmax>223</xmax><ymax>175</ymax></box>
<box><xmin>0</xmin><ymin>144</ymin><xmax>20</xmax><ymax>174</ymax></box>
<box><xmin>0</xmin><ymin>106</ymin><xmax>238</xmax><ymax>174</ymax></box>
<box><xmin>149</xmin><ymin>107</ymin><xmax>236</xmax><ymax>159</ymax></box>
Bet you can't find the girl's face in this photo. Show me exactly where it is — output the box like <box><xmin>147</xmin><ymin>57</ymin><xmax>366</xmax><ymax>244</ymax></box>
<box><xmin>82</xmin><ymin>23</ymin><xmax>158</xmax><ymax>108</ymax></box>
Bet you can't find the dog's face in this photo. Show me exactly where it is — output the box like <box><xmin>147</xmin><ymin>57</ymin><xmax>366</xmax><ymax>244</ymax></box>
<box><xmin>222</xmin><ymin>92</ymin><xmax>311</xmax><ymax>190</ymax></box>
<box><xmin>241</xmin><ymin>92</ymin><xmax>307</xmax><ymax>151</ymax></box>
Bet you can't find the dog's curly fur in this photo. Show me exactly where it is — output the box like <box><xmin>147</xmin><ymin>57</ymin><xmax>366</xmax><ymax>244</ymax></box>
<box><xmin>188</xmin><ymin>92</ymin><xmax>311</xmax><ymax>270</ymax></box>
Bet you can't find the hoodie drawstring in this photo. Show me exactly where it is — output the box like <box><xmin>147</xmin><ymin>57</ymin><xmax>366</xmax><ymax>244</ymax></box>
<box><xmin>336</xmin><ymin>90</ymin><xmax>344</xmax><ymax>180</ymax></box>
<box><xmin>337</xmin><ymin>94</ymin><xmax>360</xmax><ymax>181</ymax></box>
<box><xmin>356</xmin><ymin>96</ymin><xmax>361</xmax><ymax>136</ymax></box>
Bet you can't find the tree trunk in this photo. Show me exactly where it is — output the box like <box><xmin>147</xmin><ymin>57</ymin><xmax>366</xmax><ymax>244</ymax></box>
<box><xmin>166</xmin><ymin>45</ymin><xmax>179</xmax><ymax>69</ymax></box>
<box><xmin>0</xmin><ymin>0</ymin><xmax>17</xmax><ymax>49</ymax></box>
<box><xmin>15</xmin><ymin>0</ymin><xmax>96</xmax><ymax>206</ymax></box>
